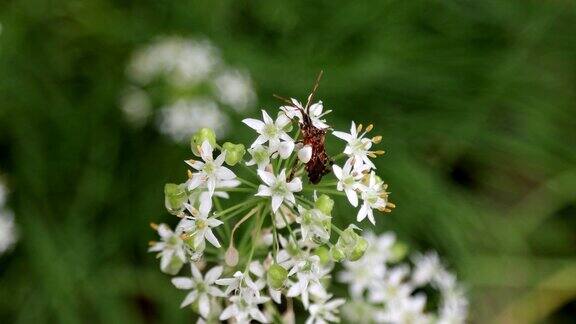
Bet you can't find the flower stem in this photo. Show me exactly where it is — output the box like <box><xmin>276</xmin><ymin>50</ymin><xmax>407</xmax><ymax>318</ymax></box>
<box><xmin>245</xmin><ymin>204</ymin><xmax>269</xmax><ymax>272</ymax></box>
<box><xmin>237</xmin><ymin>176</ymin><xmax>258</xmax><ymax>189</ymax></box>
<box><xmin>331</xmin><ymin>223</ymin><xmax>345</xmax><ymax>236</ymax></box>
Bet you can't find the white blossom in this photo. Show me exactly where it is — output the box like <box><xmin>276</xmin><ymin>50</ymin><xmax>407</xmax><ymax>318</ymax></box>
<box><xmin>256</xmin><ymin>169</ymin><xmax>302</xmax><ymax>213</ymax></box>
<box><xmin>332</xmin><ymin>159</ymin><xmax>366</xmax><ymax>207</ymax></box>
<box><xmin>306</xmin><ymin>296</ymin><xmax>345</xmax><ymax>324</ymax></box>
<box><xmin>243</xmin><ymin>110</ymin><xmax>293</xmax><ymax>153</ymax></box>
<box><xmin>186</xmin><ymin>140</ymin><xmax>236</xmax><ymax>196</ymax></box>
<box><xmin>412</xmin><ymin>251</ymin><xmax>442</xmax><ymax>286</ymax></box>
<box><xmin>178</xmin><ymin>203</ymin><xmax>223</xmax><ymax>249</ymax></box>
<box><xmin>287</xmin><ymin>255</ymin><xmax>328</xmax><ymax>308</ymax></box>
<box><xmin>213</xmin><ymin>69</ymin><xmax>256</xmax><ymax>111</ymax></box>
<box><xmin>333</xmin><ymin>121</ymin><xmax>375</xmax><ymax>170</ymax></box>
<box><xmin>172</xmin><ymin>264</ymin><xmax>225</xmax><ymax>317</ymax></box>
<box><xmin>219</xmin><ymin>293</ymin><xmax>270</xmax><ymax>323</ymax></box>
<box><xmin>357</xmin><ymin>172</ymin><xmax>387</xmax><ymax>225</ymax></box>
<box><xmin>148</xmin><ymin>223</ymin><xmax>187</xmax><ymax>275</ymax></box>
<box><xmin>246</xmin><ymin>145</ymin><xmax>272</xmax><ymax>170</ymax></box>
<box><xmin>158</xmin><ymin>99</ymin><xmax>230</xmax><ymax>142</ymax></box>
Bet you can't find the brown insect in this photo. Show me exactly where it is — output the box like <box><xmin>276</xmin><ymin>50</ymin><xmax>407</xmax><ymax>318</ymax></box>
<box><xmin>276</xmin><ymin>71</ymin><xmax>332</xmax><ymax>184</ymax></box>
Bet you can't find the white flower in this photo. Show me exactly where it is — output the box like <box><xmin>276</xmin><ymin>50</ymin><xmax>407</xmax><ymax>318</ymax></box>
<box><xmin>172</xmin><ymin>264</ymin><xmax>225</xmax><ymax>317</ymax></box>
<box><xmin>219</xmin><ymin>293</ymin><xmax>270</xmax><ymax>323</ymax></box>
<box><xmin>178</xmin><ymin>203</ymin><xmax>223</xmax><ymax>248</ymax></box>
<box><xmin>368</xmin><ymin>265</ymin><xmax>413</xmax><ymax>305</ymax></box>
<box><xmin>363</xmin><ymin>231</ymin><xmax>396</xmax><ymax>264</ymax></box>
<box><xmin>216</xmin><ymin>271</ymin><xmax>261</xmax><ymax>298</ymax></box>
<box><xmin>148</xmin><ymin>223</ymin><xmax>187</xmax><ymax>275</ymax></box>
<box><xmin>280</xmin><ymin>98</ymin><xmax>331</xmax><ymax>129</ymax></box>
<box><xmin>286</xmin><ymin>255</ymin><xmax>327</xmax><ymax>308</ymax></box>
<box><xmin>357</xmin><ymin>172</ymin><xmax>387</xmax><ymax>225</ymax></box>
<box><xmin>296</xmin><ymin>205</ymin><xmax>331</xmax><ymax>244</ymax></box>
<box><xmin>338</xmin><ymin>256</ymin><xmax>386</xmax><ymax>299</ymax></box>
<box><xmin>438</xmin><ymin>287</ymin><xmax>468</xmax><ymax>324</ymax></box>
<box><xmin>246</xmin><ymin>145</ymin><xmax>272</xmax><ymax>170</ymax></box>
<box><xmin>333</xmin><ymin>121</ymin><xmax>375</xmax><ymax>170</ymax></box>
<box><xmin>412</xmin><ymin>251</ymin><xmax>442</xmax><ymax>286</ymax></box>
<box><xmin>306</xmin><ymin>296</ymin><xmax>345</xmax><ymax>324</ymax></box>
<box><xmin>377</xmin><ymin>294</ymin><xmax>431</xmax><ymax>324</ymax></box>
<box><xmin>158</xmin><ymin>99</ymin><xmax>229</xmax><ymax>142</ymax></box>
<box><xmin>256</xmin><ymin>169</ymin><xmax>302</xmax><ymax>213</ymax></box>
<box><xmin>243</xmin><ymin>110</ymin><xmax>293</xmax><ymax>152</ymax></box>
<box><xmin>332</xmin><ymin>159</ymin><xmax>366</xmax><ymax>207</ymax></box>
<box><xmin>0</xmin><ymin>210</ymin><xmax>17</xmax><ymax>255</ymax></box>
<box><xmin>186</xmin><ymin>140</ymin><xmax>236</xmax><ymax>196</ymax></box>
<box><xmin>213</xmin><ymin>69</ymin><xmax>256</xmax><ymax>112</ymax></box>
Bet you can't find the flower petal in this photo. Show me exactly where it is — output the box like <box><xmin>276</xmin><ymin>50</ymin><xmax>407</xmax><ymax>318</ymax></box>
<box><xmin>242</xmin><ymin>118</ymin><xmax>265</xmax><ymax>131</ymax></box>
<box><xmin>172</xmin><ymin>277</ymin><xmax>194</xmax><ymax>289</ymax></box>
<box><xmin>205</xmin><ymin>229</ymin><xmax>221</xmax><ymax>248</ymax></box>
<box><xmin>257</xmin><ymin>169</ymin><xmax>276</xmax><ymax>186</ymax></box>
<box><xmin>205</xmin><ymin>266</ymin><xmax>223</xmax><ymax>284</ymax></box>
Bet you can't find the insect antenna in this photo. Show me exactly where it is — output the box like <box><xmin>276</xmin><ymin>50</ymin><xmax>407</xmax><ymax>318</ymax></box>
<box><xmin>304</xmin><ymin>70</ymin><xmax>324</xmax><ymax>114</ymax></box>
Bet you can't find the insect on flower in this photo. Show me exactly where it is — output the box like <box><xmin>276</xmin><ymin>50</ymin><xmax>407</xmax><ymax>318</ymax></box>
<box><xmin>276</xmin><ymin>71</ymin><xmax>333</xmax><ymax>184</ymax></box>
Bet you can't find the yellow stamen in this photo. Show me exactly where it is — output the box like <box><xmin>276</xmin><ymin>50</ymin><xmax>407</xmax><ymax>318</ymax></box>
<box><xmin>357</xmin><ymin>123</ymin><xmax>363</xmax><ymax>133</ymax></box>
<box><xmin>187</xmin><ymin>170</ymin><xmax>193</xmax><ymax>179</ymax></box>
<box><xmin>365</xmin><ymin>124</ymin><xmax>374</xmax><ymax>132</ymax></box>
<box><xmin>372</xmin><ymin>135</ymin><xmax>382</xmax><ymax>144</ymax></box>
<box><xmin>150</xmin><ymin>222</ymin><xmax>159</xmax><ymax>230</ymax></box>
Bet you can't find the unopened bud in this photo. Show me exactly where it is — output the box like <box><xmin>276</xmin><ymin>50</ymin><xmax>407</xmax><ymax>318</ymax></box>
<box><xmin>315</xmin><ymin>194</ymin><xmax>334</xmax><ymax>216</ymax></box>
<box><xmin>389</xmin><ymin>242</ymin><xmax>408</xmax><ymax>263</ymax></box>
<box><xmin>222</xmin><ymin>142</ymin><xmax>246</xmax><ymax>166</ymax></box>
<box><xmin>225</xmin><ymin>246</ymin><xmax>239</xmax><ymax>267</ymax></box>
<box><xmin>191</xmin><ymin>128</ymin><xmax>217</xmax><ymax>155</ymax></box>
<box><xmin>349</xmin><ymin>237</ymin><xmax>368</xmax><ymax>261</ymax></box>
<box><xmin>164</xmin><ymin>183</ymin><xmax>188</xmax><ymax>215</ymax></box>
<box><xmin>298</xmin><ymin>145</ymin><xmax>313</xmax><ymax>163</ymax></box>
<box><xmin>315</xmin><ymin>246</ymin><xmax>331</xmax><ymax>265</ymax></box>
<box><xmin>330</xmin><ymin>245</ymin><xmax>346</xmax><ymax>262</ymax></box>
<box><xmin>267</xmin><ymin>264</ymin><xmax>288</xmax><ymax>290</ymax></box>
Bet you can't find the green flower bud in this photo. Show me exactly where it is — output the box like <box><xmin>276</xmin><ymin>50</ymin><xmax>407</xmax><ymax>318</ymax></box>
<box><xmin>349</xmin><ymin>237</ymin><xmax>368</xmax><ymax>261</ymax></box>
<box><xmin>222</xmin><ymin>142</ymin><xmax>246</xmax><ymax>166</ymax></box>
<box><xmin>287</xmin><ymin>239</ymin><xmax>300</xmax><ymax>257</ymax></box>
<box><xmin>267</xmin><ymin>264</ymin><xmax>288</xmax><ymax>290</ymax></box>
<box><xmin>164</xmin><ymin>183</ymin><xmax>188</xmax><ymax>214</ymax></box>
<box><xmin>315</xmin><ymin>246</ymin><xmax>331</xmax><ymax>265</ymax></box>
<box><xmin>191</xmin><ymin>128</ymin><xmax>217</xmax><ymax>155</ymax></box>
<box><xmin>331</xmin><ymin>245</ymin><xmax>346</xmax><ymax>262</ymax></box>
<box><xmin>334</xmin><ymin>225</ymin><xmax>369</xmax><ymax>261</ymax></box>
<box><xmin>315</xmin><ymin>194</ymin><xmax>334</xmax><ymax>216</ymax></box>
<box><xmin>389</xmin><ymin>242</ymin><xmax>408</xmax><ymax>263</ymax></box>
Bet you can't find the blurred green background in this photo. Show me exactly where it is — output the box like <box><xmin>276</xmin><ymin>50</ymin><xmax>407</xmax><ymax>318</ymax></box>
<box><xmin>1</xmin><ymin>0</ymin><xmax>576</xmax><ymax>323</ymax></box>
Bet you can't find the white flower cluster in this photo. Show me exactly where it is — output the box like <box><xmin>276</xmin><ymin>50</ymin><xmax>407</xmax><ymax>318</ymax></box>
<box><xmin>148</xmin><ymin>79</ymin><xmax>466</xmax><ymax>323</ymax></box>
<box><xmin>121</xmin><ymin>36</ymin><xmax>256</xmax><ymax>141</ymax></box>
<box><xmin>0</xmin><ymin>178</ymin><xmax>17</xmax><ymax>255</ymax></box>
<box><xmin>339</xmin><ymin>232</ymin><xmax>468</xmax><ymax>324</ymax></box>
